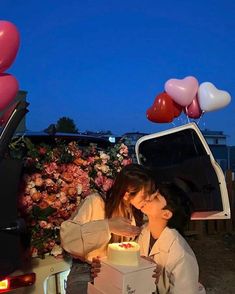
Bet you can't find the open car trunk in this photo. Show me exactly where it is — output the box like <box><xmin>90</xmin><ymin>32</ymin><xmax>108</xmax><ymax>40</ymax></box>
<box><xmin>0</xmin><ymin>101</ymin><xmax>29</xmax><ymax>278</ymax></box>
<box><xmin>135</xmin><ymin>122</ymin><xmax>230</xmax><ymax>220</ymax></box>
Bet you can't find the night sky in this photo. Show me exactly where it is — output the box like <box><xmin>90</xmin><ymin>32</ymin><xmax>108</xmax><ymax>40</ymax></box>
<box><xmin>1</xmin><ymin>0</ymin><xmax>235</xmax><ymax>144</ymax></box>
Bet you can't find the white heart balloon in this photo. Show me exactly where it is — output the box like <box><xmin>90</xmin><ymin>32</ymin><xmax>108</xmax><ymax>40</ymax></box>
<box><xmin>198</xmin><ymin>82</ymin><xmax>231</xmax><ymax>112</ymax></box>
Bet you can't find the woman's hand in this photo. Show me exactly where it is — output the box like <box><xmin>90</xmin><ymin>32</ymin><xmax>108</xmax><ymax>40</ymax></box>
<box><xmin>91</xmin><ymin>257</ymin><xmax>101</xmax><ymax>279</ymax></box>
<box><xmin>108</xmin><ymin>217</ymin><xmax>141</xmax><ymax>237</ymax></box>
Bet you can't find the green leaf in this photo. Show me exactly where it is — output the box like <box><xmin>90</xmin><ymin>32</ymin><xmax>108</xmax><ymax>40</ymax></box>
<box><xmin>32</xmin><ymin>206</ymin><xmax>56</xmax><ymax>220</ymax></box>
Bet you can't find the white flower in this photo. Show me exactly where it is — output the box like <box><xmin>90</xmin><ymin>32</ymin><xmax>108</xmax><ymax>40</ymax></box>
<box><xmin>95</xmin><ymin>164</ymin><xmax>109</xmax><ymax>174</ymax></box>
<box><xmin>100</xmin><ymin>165</ymin><xmax>109</xmax><ymax>174</ymax></box>
<box><xmin>29</xmin><ymin>187</ymin><xmax>37</xmax><ymax>196</ymax></box>
<box><xmin>77</xmin><ymin>184</ymin><xmax>83</xmax><ymax>195</ymax></box>
<box><xmin>28</xmin><ymin>181</ymin><xmax>35</xmax><ymax>189</ymax></box>
<box><xmin>99</xmin><ymin>152</ymin><xmax>110</xmax><ymax>161</ymax></box>
<box><xmin>51</xmin><ymin>244</ymin><xmax>63</xmax><ymax>257</ymax></box>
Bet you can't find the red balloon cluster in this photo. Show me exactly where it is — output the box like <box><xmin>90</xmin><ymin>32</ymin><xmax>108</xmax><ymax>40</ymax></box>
<box><xmin>146</xmin><ymin>76</ymin><xmax>232</xmax><ymax>124</ymax></box>
<box><xmin>0</xmin><ymin>20</ymin><xmax>20</xmax><ymax>125</ymax></box>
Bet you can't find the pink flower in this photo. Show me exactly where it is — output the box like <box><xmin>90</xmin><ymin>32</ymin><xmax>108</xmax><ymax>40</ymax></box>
<box><xmin>51</xmin><ymin>200</ymin><xmax>62</xmax><ymax>209</ymax></box>
<box><xmin>18</xmin><ymin>139</ymin><xmax>132</xmax><ymax>258</ymax></box>
<box><xmin>38</xmin><ymin>201</ymin><xmax>49</xmax><ymax>209</ymax></box>
<box><xmin>94</xmin><ymin>173</ymin><xmax>104</xmax><ymax>187</ymax></box>
<box><xmin>87</xmin><ymin>156</ymin><xmax>96</xmax><ymax>164</ymax></box>
<box><xmin>119</xmin><ymin>144</ymin><xmax>129</xmax><ymax>155</ymax></box>
<box><xmin>44</xmin><ymin>178</ymin><xmax>55</xmax><ymax>186</ymax></box>
<box><xmin>31</xmin><ymin>247</ymin><xmax>38</xmax><ymax>258</ymax></box>
<box><xmin>122</xmin><ymin>158</ymin><xmax>132</xmax><ymax>166</ymax></box>
<box><xmin>19</xmin><ymin>195</ymin><xmax>33</xmax><ymax>208</ymax></box>
<box><xmin>59</xmin><ymin>193</ymin><xmax>68</xmax><ymax>204</ymax></box>
<box><xmin>103</xmin><ymin>178</ymin><xmax>114</xmax><ymax>192</ymax></box>
<box><xmin>31</xmin><ymin>192</ymin><xmax>42</xmax><ymax>202</ymax></box>
<box><xmin>39</xmin><ymin>221</ymin><xmax>52</xmax><ymax>229</ymax></box>
<box><xmin>44</xmin><ymin>162</ymin><xmax>58</xmax><ymax>175</ymax></box>
<box><xmin>35</xmin><ymin>177</ymin><xmax>43</xmax><ymax>187</ymax></box>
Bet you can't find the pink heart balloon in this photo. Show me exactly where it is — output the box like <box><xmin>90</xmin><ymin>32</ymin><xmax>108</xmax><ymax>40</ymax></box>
<box><xmin>164</xmin><ymin>76</ymin><xmax>199</xmax><ymax>107</ymax></box>
<box><xmin>0</xmin><ymin>73</ymin><xmax>19</xmax><ymax>111</ymax></box>
<box><xmin>185</xmin><ymin>95</ymin><xmax>202</xmax><ymax>119</ymax></box>
<box><xmin>0</xmin><ymin>20</ymin><xmax>20</xmax><ymax>73</ymax></box>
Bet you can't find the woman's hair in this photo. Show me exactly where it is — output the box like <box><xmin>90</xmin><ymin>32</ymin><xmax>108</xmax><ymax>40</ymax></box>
<box><xmin>105</xmin><ymin>163</ymin><xmax>155</xmax><ymax>227</ymax></box>
<box><xmin>157</xmin><ymin>181</ymin><xmax>193</xmax><ymax>235</ymax></box>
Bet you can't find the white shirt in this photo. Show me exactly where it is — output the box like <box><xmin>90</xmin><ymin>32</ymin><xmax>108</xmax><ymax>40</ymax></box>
<box><xmin>60</xmin><ymin>193</ymin><xmax>111</xmax><ymax>261</ymax></box>
<box><xmin>138</xmin><ymin>225</ymin><xmax>202</xmax><ymax>294</ymax></box>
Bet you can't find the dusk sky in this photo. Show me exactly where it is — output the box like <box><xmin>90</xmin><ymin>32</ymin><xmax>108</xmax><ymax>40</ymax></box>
<box><xmin>1</xmin><ymin>0</ymin><xmax>235</xmax><ymax>144</ymax></box>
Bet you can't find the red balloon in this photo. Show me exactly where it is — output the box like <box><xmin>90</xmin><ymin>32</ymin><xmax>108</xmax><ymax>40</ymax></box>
<box><xmin>146</xmin><ymin>92</ymin><xmax>175</xmax><ymax>123</ymax></box>
<box><xmin>184</xmin><ymin>95</ymin><xmax>202</xmax><ymax>119</ymax></box>
<box><xmin>173</xmin><ymin>101</ymin><xmax>183</xmax><ymax>118</ymax></box>
<box><xmin>0</xmin><ymin>20</ymin><xmax>20</xmax><ymax>73</ymax></box>
<box><xmin>0</xmin><ymin>73</ymin><xmax>19</xmax><ymax>111</ymax></box>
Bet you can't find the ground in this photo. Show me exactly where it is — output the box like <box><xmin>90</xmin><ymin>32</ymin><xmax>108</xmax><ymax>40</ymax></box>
<box><xmin>187</xmin><ymin>233</ymin><xmax>235</xmax><ymax>294</ymax></box>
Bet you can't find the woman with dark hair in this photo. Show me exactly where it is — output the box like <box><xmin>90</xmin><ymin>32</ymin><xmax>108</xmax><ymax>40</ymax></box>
<box><xmin>60</xmin><ymin>163</ymin><xmax>156</xmax><ymax>294</ymax></box>
<box><xmin>138</xmin><ymin>181</ymin><xmax>206</xmax><ymax>294</ymax></box>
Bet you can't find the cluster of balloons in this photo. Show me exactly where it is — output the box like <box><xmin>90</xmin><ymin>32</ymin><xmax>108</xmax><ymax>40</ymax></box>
<box><xmin>0</xmin><ymin>20</ymin><xmax>20</xmax><ymax>125</ymax></box>
<box><xmin>146</xmin><ymin>76</ymin><xmax>231</xmax><ymax>123</ymax></box>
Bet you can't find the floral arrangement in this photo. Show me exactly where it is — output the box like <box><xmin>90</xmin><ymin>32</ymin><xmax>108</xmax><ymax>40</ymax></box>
<box><xmin>9</xmin><ymin>137</ymin><xmax>132</xmax><ymax>258</ymax></box>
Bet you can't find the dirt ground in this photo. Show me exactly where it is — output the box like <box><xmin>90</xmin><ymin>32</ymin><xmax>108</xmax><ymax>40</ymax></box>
<box><xmin>187</xmin><ymin>233</ymin><xmax>235</xmax><ymax>294</ymax></box>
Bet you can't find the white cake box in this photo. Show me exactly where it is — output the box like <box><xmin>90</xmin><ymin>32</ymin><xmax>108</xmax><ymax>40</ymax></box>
<box><xmin>90</xmin><ymin>257</ymin><xmax>156</xmax><ymax>294</ymax></box>
<box><xmin>88</xmin><ymin>282</ymin><xmax>105</xmax><ymax>294</ymax></box>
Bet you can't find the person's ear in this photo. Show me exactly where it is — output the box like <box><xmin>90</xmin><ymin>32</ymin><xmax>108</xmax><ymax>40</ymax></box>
<box><xmin>162</xmin><ymin>209</ymin><xmax>173</xmax><ymax>220</ymax></box>
<box><xmin>123</xmin><ymin>192</ymin><xmax>129</xmax><ymax>201</ymax></box>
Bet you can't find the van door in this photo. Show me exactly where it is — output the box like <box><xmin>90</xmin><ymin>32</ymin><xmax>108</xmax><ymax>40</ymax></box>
<box><xmin>135</xmin><ymin>122</ymin><xmax>230</xmax><ymax>220</ymax></box>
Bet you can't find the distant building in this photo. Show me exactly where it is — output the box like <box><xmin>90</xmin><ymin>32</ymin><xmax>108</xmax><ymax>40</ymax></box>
<box><xmin>201</xmin><ymin>129</ymin><xmax>227</xmax><ymax>145</ymax></box>
<box><xmin>201</xmin><ymin>129</ymin><xmax>230</xmax><ymax>172</ymax></box>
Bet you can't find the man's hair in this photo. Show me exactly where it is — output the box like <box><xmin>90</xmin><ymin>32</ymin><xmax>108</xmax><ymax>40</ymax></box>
<box><xmin>157</xmin><ymin>181</ymin><xmax>193</xmax><ymax>235</ymax></box>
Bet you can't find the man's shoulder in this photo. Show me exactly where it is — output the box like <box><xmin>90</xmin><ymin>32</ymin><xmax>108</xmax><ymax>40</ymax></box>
<box><xmin>159</xmin><ymin>228</ymin><xmax>188</xmax><ymax>252</ymax></box>
<box><xmin>166</xmin><ymin>228</ymin><xmax>196</xmax><ymax>261</ymax></box>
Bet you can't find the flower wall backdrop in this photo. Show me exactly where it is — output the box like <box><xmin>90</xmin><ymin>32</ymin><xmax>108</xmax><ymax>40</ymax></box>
<box><xmin>9</xmin><ymin>137</ymin><xmax>132</xmax><ymax>258</ymax></box>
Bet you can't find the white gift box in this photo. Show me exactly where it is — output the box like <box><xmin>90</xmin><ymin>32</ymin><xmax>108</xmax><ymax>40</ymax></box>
<box><xmin>88</xmin><ymin>282</ymin><xmax>105</xmax><ymax>294</ymax></box>
<box><xmin>89</xmin><ymin>257</ymin><xmax>156</xmax><ymax>294</ymax></box>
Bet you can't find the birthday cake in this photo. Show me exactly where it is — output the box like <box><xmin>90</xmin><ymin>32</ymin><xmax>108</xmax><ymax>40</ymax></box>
<box><xmin>87</xmin><ymin>241</ymin><xmax>156</xmax><ymax>293</ymax></box>
<box><xmin>107</xmin><ymin>241</ymin><xmax>140</xmax><ymax>266</ymax></box>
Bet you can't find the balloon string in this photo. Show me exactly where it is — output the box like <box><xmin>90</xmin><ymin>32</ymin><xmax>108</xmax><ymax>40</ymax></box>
<box><xmin>185</xmin><ymin>106</ymin><xmax>190</xmax><ymax>124</ymax></box>
<box><xmin>197</xmin><ymin>111</ymin><xmax>204</xmax><ymax>126</ymax></box>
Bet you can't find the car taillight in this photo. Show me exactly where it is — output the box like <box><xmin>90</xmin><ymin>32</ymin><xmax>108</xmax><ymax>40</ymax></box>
<box><xmin>0</xmin><ymin>273</ymin><xmax>36</xmax><ymax>292</ymax></box>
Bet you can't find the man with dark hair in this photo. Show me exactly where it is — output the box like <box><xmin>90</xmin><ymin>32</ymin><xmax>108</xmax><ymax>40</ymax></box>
<box><xmin>138</xmin><ymin>182</ymin><xmax>206</xmax><ymax>294</ymax></box>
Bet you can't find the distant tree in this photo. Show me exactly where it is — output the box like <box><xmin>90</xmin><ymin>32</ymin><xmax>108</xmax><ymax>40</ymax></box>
<box><xmin>44</xmin><ymin>123</ymin><xmax>57</xmax><ymax>135</ymax></box>
<box><xmin>56</xmin><ymin>117</ymin><xmax>78</xmax><ymax>133</ymax></box>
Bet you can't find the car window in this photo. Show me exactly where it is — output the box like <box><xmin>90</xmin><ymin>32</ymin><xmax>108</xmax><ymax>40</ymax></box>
<box><xmin>136</xmin><ymin>123</ymin><xmax>230</xmax><ymax>219</ymax></box>
<box><xmin>138</xmin><ymin>128</ymin><xmax>207</xmax><ymax>167</ymax></box>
